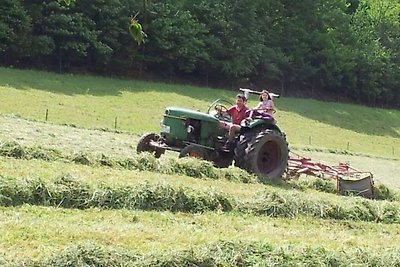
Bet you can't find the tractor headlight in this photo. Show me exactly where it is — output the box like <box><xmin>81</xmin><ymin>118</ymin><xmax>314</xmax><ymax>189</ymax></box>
<box><xmin>187</xmin><ymin>125</ymin><xmax>194</xmax><ymax>133</ymax></box>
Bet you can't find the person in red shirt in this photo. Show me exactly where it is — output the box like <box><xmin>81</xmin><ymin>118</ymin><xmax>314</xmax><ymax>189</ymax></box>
<box><xmin>216</xmin><ymin>94</ymin><xmax>249</xmax><ymax>149</ymax></box>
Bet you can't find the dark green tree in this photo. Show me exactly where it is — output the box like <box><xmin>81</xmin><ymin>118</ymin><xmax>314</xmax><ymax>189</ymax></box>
<box><xmin>0</xmin><ymin>0</ymin><xmax>31</xmax><ymax>63</ymax></box>
<box><xmin>145</xmin><ymin>1</ymin><xmax>208</xmax><ymax>74</ymax></box>
<box><xmin>350</xmin><ymin>0</ymin><xmax>400</xmax><ymax>105</ymax></box>
<box><xmin>73</xmin><ymin>0</ymin><xmax>126</xmax><ymax>71</ymax></box>
<box><xmin>187</xmin><ymin>0</ymin><xmax>265</xmax><ymax>83</ymax></box>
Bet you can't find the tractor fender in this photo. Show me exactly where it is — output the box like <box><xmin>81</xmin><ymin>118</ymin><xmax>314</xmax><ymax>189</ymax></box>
<box><xmin>240</xmin><ymin>119</ymin><xmax>282</xmax><ymax>134</ymax></box>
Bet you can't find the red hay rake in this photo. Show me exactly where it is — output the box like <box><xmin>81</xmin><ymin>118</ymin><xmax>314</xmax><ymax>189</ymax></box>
<box><xmin>287</xmin><ymin>152</ymin><xmax>374</xmax><ymax>198</ymax></box>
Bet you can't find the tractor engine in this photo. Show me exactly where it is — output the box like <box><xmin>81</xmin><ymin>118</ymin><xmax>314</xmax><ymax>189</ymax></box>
<box><xmin>185</xmin><ymin>119</ymin><xmax>201</xmax><ymax>143</ymax></box>
<box><xmin>160</xmin><ymin>107</ymin><xmax>223</xmax><ymax>148</ymax></box>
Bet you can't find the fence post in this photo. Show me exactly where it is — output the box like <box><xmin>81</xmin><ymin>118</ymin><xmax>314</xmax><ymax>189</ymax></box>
<box><xmin>114</xmin><ymin>117</ymin><xmax>118</xmax><ymax>129</ymax></box>
<box><xmin>45</xmin><ymin>109</ymin><xmax>49</xmax><ymax>121</ymax></box>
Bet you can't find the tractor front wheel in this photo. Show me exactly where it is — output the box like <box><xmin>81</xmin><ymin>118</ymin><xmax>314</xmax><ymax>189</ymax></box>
<box><xmin>137</xmin><ymin>133</ymin><xmax>165</xmax><ymax>158</ymax></box>
<box><xmin>179</xmin><ymin>144</ymin><xmax>209</xmax><ymax>160</ymax></box>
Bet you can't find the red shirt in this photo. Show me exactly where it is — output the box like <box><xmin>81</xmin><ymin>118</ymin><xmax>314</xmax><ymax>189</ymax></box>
<box><xmin>227</xmin><ymin>105</ymin><xmax>248</xmax><ymax>125</ymax></box>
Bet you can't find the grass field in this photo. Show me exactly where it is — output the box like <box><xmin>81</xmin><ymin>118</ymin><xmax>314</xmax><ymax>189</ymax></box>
<box><xmin>1</xmin><ymin>67</ymin><xmax>399</xmax><ymax>158</ymax></box>
<box><xmin>2</xmin><ymin>206</ymin><xmax>399</xmax><ymax>260</ymax></box>
<box><xmin>0</xmin><ymin>67</ymin><xmax>400</xmax><ymax>266</ymax></box>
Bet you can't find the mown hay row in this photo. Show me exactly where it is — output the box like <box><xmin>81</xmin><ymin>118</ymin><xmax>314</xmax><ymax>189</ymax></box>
<box><xmin>0</xmin><ymin>141</ymin><xmax>258</xmax><ymax>184</ymax></box>
<box><xmin>1</xmin><ymin>175</ymin><xmax>400</xmax><ymax>224</ymax></box>
<box><xmin>0</xmin><ymin>175</ymin><xmax>234</xmax><ymax>213</ymax></box>
<box><xmin>3</xmin><ymin>241</ymin><xmax>400</xmax><ymax>267</ymax></box>
<box><xmin>242</xmin><ymin>190</ymin><xmax>400</xmax><ymax>224</ymax></box>
<box><xmin>0</xmin><ymin>141</ymin><xmax>397</xmax><ymax>200</ymax></box>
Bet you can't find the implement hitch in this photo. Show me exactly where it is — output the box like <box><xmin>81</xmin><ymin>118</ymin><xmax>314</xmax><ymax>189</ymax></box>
<box><xmin>287</xmin><ymin>152</ymin><xmax>374</xmax><ymax>198</ymax></box>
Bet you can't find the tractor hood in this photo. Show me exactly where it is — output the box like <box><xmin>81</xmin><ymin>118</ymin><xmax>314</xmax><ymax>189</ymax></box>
<box><xmin>165</xmin><ymin>107</ymin><xmax>219</xmax><ymax>123</ymax></box>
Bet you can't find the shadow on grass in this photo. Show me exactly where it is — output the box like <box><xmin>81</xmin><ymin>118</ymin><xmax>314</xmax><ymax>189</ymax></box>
<box><xmin>0</xmin><ymin>67</ymin><xmax>232</xmax><ymax>102</ymax></box>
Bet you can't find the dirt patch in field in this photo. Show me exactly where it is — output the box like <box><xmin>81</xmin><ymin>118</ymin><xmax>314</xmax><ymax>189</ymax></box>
<box><xmin>0</xmin><ymin>115</ymin><xmax>139</xmax><ymax>158</ymax></box>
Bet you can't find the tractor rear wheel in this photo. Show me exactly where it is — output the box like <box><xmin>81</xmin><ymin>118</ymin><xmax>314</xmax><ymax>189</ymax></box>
<box><xmin>246</xmin><ymin>129</ymin><xmax>288</xmax><ymax>182</ymax></box>
<box><xmin>137</xmin><ymin>133</ymin><xmax>165</xmax><ymax>158</ymax></box>
<box><xmin>179</xmin><ymin>144</ymin><xmax>209</xmax><ymax>160</ymax></box>
<box><xmin>235</xmin><ymin>129</ymin><xmax>288</xmax><ymax>182</ymax></box>
<box><xmin>234</xmin><ymin>131</ymin><xmax>255</xmax><ymax>169</ymax></box>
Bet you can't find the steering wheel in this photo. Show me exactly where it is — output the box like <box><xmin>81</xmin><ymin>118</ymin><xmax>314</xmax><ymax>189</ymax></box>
<box><xmin>207</xmin><ymin>99</ymin><xmax>233</xmax><ymax>121</ymax></box>
<box><xmin>215</xmin><ymin>104</ymin><xmax>231</xmax><ymax>121</ymax></box>
<box><xmin>215</xmin><ymin>104</ymin><xmax>228</xmax><ymax>113</ymax></box>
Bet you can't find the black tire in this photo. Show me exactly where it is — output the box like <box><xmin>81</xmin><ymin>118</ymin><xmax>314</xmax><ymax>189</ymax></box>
<box><xmin>179</xmin><ymin>144</ymin><xmax>209</xmax><ymax>160</ymax></box>
<box><xmin>246</xmin><ymin>129</ymin><xmax>288</xmax><ymax>182</ymax></box>
<box><xmin>234</xmin><ymin>131</ymin><xmax>255</xmax><ymax>169</ymax></box>
<box><xmin>136</xmin><ymin>133</ymin><xmax>165</xmax><ymax>158</ymax></box>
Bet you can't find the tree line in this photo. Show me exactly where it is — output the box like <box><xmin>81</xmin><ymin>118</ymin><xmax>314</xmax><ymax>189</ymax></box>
<box><xmin>0</xmin><ymin>0</ymin><xmax>399</xmax><ymax>107</ymax></box>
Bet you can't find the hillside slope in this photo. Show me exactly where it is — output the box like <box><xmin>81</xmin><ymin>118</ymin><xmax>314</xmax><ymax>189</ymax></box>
<box><xmin>1</xmin><ymin>67</ymin><xmax>399</xmax><ymax>159</ymax></box>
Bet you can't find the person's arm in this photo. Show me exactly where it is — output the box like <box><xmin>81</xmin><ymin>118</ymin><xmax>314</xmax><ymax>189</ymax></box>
<box><xmin>254</xmin><ymin>102</ymin><xmax>262</xmax><ymax>110</ymax></box>
<box><xmin>226</xmin><ymin>106</ymin><xmax>235</xmax><ymax>116</ymax></box>
<box><xmin>269</xmin><ymin>100</ymin><xmax>275</xmax><ymax>111</ymax></box>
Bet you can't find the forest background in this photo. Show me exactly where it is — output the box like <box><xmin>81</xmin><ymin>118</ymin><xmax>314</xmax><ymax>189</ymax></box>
<box><xmin>0</xmin><ymin>0</ymin><xmax>399</xmax><ymax>107</ymax></box>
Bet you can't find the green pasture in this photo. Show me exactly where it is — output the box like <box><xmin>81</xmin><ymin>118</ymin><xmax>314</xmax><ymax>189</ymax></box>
<box><xmin>0</xmin><ymin>155</ymin><xmax>399</xmax><ymax>263</ymax></box>
<box><xmin>0</xmin><ymin>205</ymin><xmax>398</xmax><ymax>262</ymax></box>
<box><xmin>0</xmin><ymin>67</ymin><xmax>399</xmax><ymax>159</ymax></box>
<box><xmin>1</xmin><ymin>67</ymin><xmax>400</xmax><ymax>265</ymax></box>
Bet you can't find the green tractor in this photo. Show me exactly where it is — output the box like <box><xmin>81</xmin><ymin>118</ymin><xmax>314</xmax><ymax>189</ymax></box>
<box><xmin>137</xmin><ymin>89</ymin><xmax>289</xmax><ymax>182</ymax></box>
